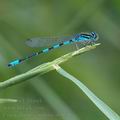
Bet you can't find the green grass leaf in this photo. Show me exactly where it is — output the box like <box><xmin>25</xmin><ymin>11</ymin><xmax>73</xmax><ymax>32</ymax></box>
<box><xmin>0</xmin><ymin>43</ymin><xmax>100</xmax><ymax>89</ymax></box>
<box><xmin>53</xmin><ymin>64</ymin><xmax>120</xmax><ymax>120</ymax></box>
<box><xmin>0</xmin><ymin>98</ymin><xmax>18</xmax><ymax>103</ymax></box>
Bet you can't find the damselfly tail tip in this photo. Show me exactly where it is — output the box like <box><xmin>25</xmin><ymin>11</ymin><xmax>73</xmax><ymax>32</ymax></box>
<box><xmin>8</xmin><ymin>63</ymin><xmax>12</xmax><ymax>67</ymax></box>
<box><xmin>7</xmin><ymin>59</ymin><xmax>21</xmax><ymax>67</ymax></box>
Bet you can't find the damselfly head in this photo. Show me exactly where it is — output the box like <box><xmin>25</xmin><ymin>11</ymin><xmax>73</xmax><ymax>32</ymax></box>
<box><xmin>90</xmin><ymin>32</ymin><xmax>99</xmax><ymax>41</ymax></box>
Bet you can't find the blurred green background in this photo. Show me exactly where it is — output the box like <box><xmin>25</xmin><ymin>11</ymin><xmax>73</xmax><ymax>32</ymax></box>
<box><xmin>0</xmin><ymin>0</ymin><xmax>120</xmax><ymax>120</ymax></box>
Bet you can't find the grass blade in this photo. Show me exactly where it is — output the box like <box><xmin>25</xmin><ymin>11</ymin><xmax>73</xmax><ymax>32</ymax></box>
<box><xmin>0</xmin><ymin>43</ymin><xmax>100</xmax><ymax>89</ymax></box>
<box><xmin>0</xmin><ymin>98</ymin><xmax>18</xmax><ymax>103</ymax></box>
<box><xmin>53</xmin><ymin>64</ymin><xmax>120</xmax><ymax>120</ymax></box>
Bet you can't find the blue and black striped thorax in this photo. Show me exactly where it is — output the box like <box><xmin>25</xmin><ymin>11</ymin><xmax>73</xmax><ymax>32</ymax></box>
<box><xmin>74</xmin><ymin>32</ymin><xmax>99</xmax><ymax>42</ymax></box>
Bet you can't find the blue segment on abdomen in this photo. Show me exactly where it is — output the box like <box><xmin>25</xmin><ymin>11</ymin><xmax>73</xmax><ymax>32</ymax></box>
<box><xmin>10</xmin><ymin>59</ymin><xmax>20</xmax><ymax>66</ymax></box>
<box><xmin>43</xmin><ymin>48</ymin><xmax>49</xmax><ymax>53</ymax></box>
<box><xmin>63</xmin><ymin>41</ymin><xmax>70</xmax><ymax>45</ymax></box>
<box><xmin>53</xmin><ymin>44</ymin><xmax>60</xmax><ymax>48</ymax></box>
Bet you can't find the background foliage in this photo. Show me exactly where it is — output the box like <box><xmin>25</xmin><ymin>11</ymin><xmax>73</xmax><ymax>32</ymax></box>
<box><xmin>0</xmin><ymin>0</ymin><xmax>120</xmax><ymax>120</ymax></box>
